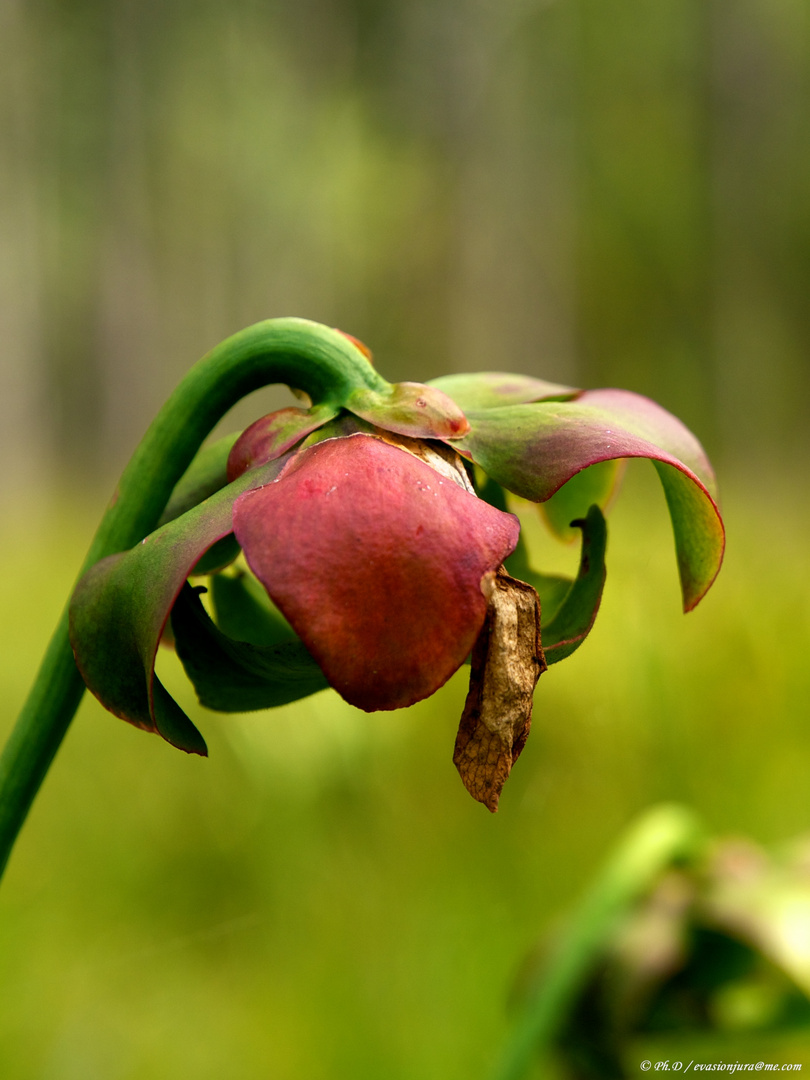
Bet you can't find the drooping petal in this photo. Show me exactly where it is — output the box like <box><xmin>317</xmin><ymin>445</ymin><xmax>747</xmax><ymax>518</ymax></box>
<box><xmin>226</xmin><ymin>403</ymin><xmax>340</xmax><ymax>481</ymax></box>
<box><xmin>456</xmin><ymin>391</ymin><xmax>724</xmax><ymax>611</ymax></box>
<box><xmin>232</xmin><ymin>434</ymin><xmax>520</xmax><ymax>712</ymax></box>
<box><xmin>69</xmin><ymin>457</ymin><xmax>287</xmax><ymax>752</ymax></box>
<box><xmin>427</xmin><ymin>371</ymin><xmax>578</xmax><ymax>411</ymax></box>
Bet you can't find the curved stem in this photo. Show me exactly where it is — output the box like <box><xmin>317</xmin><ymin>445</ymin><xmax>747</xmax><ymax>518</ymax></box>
<box><xmin>490</xmin><ymin>803</ymin><xmax>704</xmax><ymax>1080</ymax></box>
<box><xmin>0</xmin><ymin>318</ymin><xmax>387</xmax><ymax>880</ymax></box>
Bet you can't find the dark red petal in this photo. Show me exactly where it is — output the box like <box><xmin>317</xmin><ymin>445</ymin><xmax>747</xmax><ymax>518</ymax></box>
<box><xmin>232</xmin><ymin>434</ymin><xmax>520</xmax><ymax>711</ymax></box>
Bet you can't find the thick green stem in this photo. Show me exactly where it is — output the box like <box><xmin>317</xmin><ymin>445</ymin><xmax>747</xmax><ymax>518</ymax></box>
<box><xmin>0</xmin><ymin>318</ymin><xmax>388</xmax><ymax>880</ymax></box>
<box><xmin>490</xmin><ymin>804</ymin><xmax>704</xmax><ymax>1080</ymax></box>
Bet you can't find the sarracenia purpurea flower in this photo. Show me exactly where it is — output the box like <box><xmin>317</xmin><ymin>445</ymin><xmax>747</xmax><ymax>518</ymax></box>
<box><xmin>67</xmin><ymin>318</ymin><xmax>724</xmax><ymax>811</ymax></box>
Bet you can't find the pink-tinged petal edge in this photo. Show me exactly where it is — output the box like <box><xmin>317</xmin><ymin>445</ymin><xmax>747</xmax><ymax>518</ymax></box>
<box><xmin>233</xmin><ymin>434</ymin><xmax>520</xmax><ymax>711</ymax></box>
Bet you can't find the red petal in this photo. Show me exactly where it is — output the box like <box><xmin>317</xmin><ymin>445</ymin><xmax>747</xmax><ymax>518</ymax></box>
<box><xmin>232</xmin><ymin>434</ymin><xmax>519</xmax><ymax>711</ymax></box>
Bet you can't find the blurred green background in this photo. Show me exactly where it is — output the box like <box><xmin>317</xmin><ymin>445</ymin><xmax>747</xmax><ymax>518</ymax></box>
<box><xmin>1</xmin><ymin>0</ymin><xmax>809</xmax><ymax>1076</ymax></box>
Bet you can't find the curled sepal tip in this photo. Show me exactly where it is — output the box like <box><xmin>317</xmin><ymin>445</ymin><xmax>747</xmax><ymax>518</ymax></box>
<box><xmin>541</xmin><ymin>505</ymin><xmax>608</xmax><ymax>664</ymax></box>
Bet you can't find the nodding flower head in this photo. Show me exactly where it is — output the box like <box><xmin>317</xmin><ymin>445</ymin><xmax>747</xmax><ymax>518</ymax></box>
<box><xmin>69</xmin><ymin>322</ymin><xmax>724</xmax><ymax>810</ymax></box>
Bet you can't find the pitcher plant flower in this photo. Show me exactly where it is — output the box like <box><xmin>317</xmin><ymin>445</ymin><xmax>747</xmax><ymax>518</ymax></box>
<box><xmin>0</xmin><ymin>318</ymin><xmax>724</xmax><ymax>883</ymax></box>
<box><xmin>67</xmin><ymin>319</ymin><xmax>724</xmax><ymax>812</ymax></box>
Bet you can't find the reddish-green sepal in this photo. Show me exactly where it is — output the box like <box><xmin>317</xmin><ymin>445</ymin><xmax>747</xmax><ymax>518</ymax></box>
<box><xmin>541</xmin><ymin>505</ymin><xmax>607</xmax><ymax>664</ymax></box>
<box><xmin>226</xmin><ymin>403</ymin><xmax>340</xmax><ymax>481</ymax></box>
<box><xmin>347</xmin><ymin>381</ymin><xmax>470</xmax><ymax>440</ymax></box>
<box><xmin>457</xmin><ymin>390</ymin><xmax>724</xmax><ymax>611</ymax></box>
<box><xmin>69</xmin><ymin>550</ymin><xmax>210</xmax><ymax>754</ymax></box>
<box><xmin>172</xmin><ymin>585</ymin><xmax>328</xmax><ymax>712</ymax></box>
<box><xmin>159</xmin><ymin>432</ymin><xmax>247</xmax><ymax>572</ymax></box>
<box><xmin>427</xmin><ymin>371</ymin><xmax>577</xmax><ymax>411</ymax></box>
<box><xmin>69</xmin><ymin>458</ymin><xmax>285</xmax><ymax>751</ymax></box>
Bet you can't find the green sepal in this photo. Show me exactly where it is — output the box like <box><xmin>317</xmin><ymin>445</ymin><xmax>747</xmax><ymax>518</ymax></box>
<box><xmin>426</xmin><ymin>371</ymin><xmax>577</xmax><ymax>411</ymax></box>
<box><xmin>517</xmin><ymin>571</ymin><xmax>574</xmax><ymax>627</ymax></box>
<box><xmin>209</xmin><ymin>572</ymin><xmax>298</xmax><ymax>647</ymax></box>
<box><xmin>152</xmin><ymin>677</ymin><xmax>209</xmax><ymax>756</ymax></box>
<box><xmin>171</xmin><ymin>584</ymin><xmax>328</xmax><ymax>712</ymax></box>
<box><xmin>69</xmin><ymin>456</ymin><xmax>286</xmax><ymax>752</ymax></box>
<box><xmin>541</xmin><ymin>505</ymin><xmax>608</xmax><ymax>665</ymax></box>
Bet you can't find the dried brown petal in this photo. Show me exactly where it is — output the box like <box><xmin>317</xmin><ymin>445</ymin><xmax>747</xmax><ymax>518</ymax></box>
<box><xmin>453</xmin><ymin>568</ymin><xmax>546</xmax><ymax>811</ymax></box>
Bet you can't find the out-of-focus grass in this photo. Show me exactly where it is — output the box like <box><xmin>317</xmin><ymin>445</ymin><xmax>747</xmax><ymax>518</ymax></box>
<box><xmin>0</xmin><ymin>464</ymin><xmax>808</xmax><ymax>1078</ymax></box>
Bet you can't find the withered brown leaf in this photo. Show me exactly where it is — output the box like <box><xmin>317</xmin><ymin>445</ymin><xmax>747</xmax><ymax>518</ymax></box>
<box><xmin>453</xmin><ymin>568</ymin><xmax>546</xmax><ymax>812</ymax></box>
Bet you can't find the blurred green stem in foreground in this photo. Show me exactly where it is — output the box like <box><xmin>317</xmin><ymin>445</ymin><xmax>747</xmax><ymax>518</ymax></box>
<box><xmin>491</xmin><ymin>804</ymin><xmax>704</xmax><ymax>1080</ymax></box>
<box><xmin>0</xmin><ymin>319</ymin><xmax>389</xmax><ymax>881</ymax></box>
